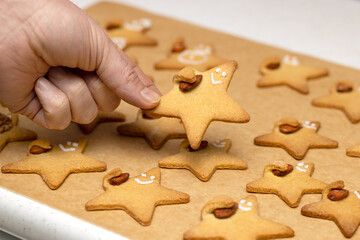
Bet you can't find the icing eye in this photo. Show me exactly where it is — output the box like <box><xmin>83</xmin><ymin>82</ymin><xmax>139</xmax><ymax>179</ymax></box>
<box><xmin>72</xmin><ymin>142</ymin><xmax>78</xmax><ymax>147</ymax></box>
<box><xmin>305</xmin><ymin>165</ymin><xmax>309</xmax><ymax>169</ymax></box>
<box><xmin>215</xmin><ymin>68</ymin><xmax>221</xmax><ymax>73</ymax></box>
<box><xmin>247</xmin><ymin>202</ymin><xmax>253</xmax><ymax>206</ymax></box>
<box><xmin>221</xmin><ymin>72</ymin><xmax>227</xmax><ymax>77</ymax></box>
<box><xmin>150</xmin><ymin>176</ymin><xmax>155</xmax><ymax>180</ymax></box>
<box><xmin>240</xmin><ymin>199</ymin><xmax>246</xmax><ymax>204</ymax></box>
<box><xmin>66</xmin><ymin>141</ymin><xmax>71</xmax><ymax>146</ymax></box>
<box><xmin>141</xmin><ymin>173</ymin><xmax>146</xmax><ymax>177</ymax></box>
<box><xmin>298</xmin><ymin>162</ymin><xmax>304</xmax><ymax>166</ymax></box>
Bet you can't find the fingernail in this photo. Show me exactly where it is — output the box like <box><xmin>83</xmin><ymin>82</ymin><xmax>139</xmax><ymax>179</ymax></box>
<box><xmin>36</xmin><ymin>77</ymin><xmax>52</xmax><ymax>91</ymax></box>
<box><xmin>140</xmin><ymin>87</ymin><xmax>160</xmax><ymax>103</ymax></box>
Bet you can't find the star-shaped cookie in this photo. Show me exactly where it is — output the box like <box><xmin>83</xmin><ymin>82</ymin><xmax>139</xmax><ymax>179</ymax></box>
<box><xmin>145</xmin><ymin>61</ymin><xmax>250</xmax><ymax>149</ymax></box>
<box><xmin>346</xmin><ymin>143</ymin><xmax>360</xmax><ymax>157</ymax></box>
<box><xmin>117</xmin><ymin>110</ymin><xmax>186</xmax><ymax>150</ymax></box>
<box><xmin>301</xmin><ymin>181</ymin><xmax>360</xmax><ymax>238</ymax></box>
<box><xmin>85</xmin><ymin>167</ymin><xmax>190</xmax><ymax>226</ymax></box>
<box><xmin>154</xmin><ymin>38</ymin><xmax>227</xmax><ymax>71</ymax></box>
<box><xmin>312</xmin><ymin>81</ymin><xmax>360</xmax><ymax>123</ymax></box>
<box><xmin>254</xmin><ymin>118</ymin><xmax>338</xmax><ymax>160</ymax></box>
<box><xmin>0</xmin><ymin>113</ymin><xmax>37</xmax><ymax>152</ymax></box>
<box><xmin>258</xmin><ymin>55</ymin><xmax>328</xmax><ymax>94</ymax></box>
<box><xmin>183</xmin><ymin>195</ymin><xmax>294</xmax><ymax>240</ymax></box>
<box><xmin>77</xmin><ymin>111</ymin><xmax>125</xmax><ymax>134</ymax></box>
<box><xmin>104</xmin><ymin>18</ymin><xmax>157</xmax><ymax>50</ymax></box>
<box><xmin>1</xmin><ymin>139</ymin><xmax>106</xmax><ymax>189</ymax></box>
<box><xmin>246</xmin><ymin>160</ymin><xmax>326</xmax><ymax>207</ymax></box>
<box><xmin>159</xmin><ymin>139</ymin><xmax>247</xmax><ymax>181</ymax></box>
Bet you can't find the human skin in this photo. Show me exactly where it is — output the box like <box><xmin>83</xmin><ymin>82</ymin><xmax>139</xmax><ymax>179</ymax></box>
<box><xmin>0</xmin><ymin>0</ymin><xmax>161</xmax><ymax>129</ymax></box>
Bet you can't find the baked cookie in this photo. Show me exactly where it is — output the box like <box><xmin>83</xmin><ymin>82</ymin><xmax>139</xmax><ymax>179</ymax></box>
<box><xmin>301</xmin><ymin>181</ymin><xmax>360</xmax><ymax>238</ymax></box>
<box><xmin>154</xmin><ymin>37</ymin><xmax>227</xmax><ymax>71</ymax></box>
<box><xmin>77</xmin><ymin>111</ymin><xmax>125</xmax><ymax>134</ymax></box>
<box><xmin>346</xmin><ymin>143</ymin><xmax>360</xmax><ymax>157</ymax></box>
<box><xmin>104</xmin><ymin>18</ymin><xmax>157</xmax><ymax>50</ymax></box>
<box><xmin>312</xmin><ymin>81</ymin><xmax>360</xmax><ymax>123</ymax></box>
<box><xmin>254</xmin><ymin>118</ymin><xmax>338</xmax><ymax>160</ymax></box>
<box><xmin>0</xmin><ymin>113</ymin><xmax>37</xmax><ymax>152</ymax></box>
<box><xmin>183</xmin><ymin>195</ymin><xmax>294</xmax><ymax>240</ymax></box>
<box><xmin>1</xmin><ymin>139</ymin><xmax>106</xmax><ymax>189</ymax></box>
<box><xmin>246</xmin><ymin>160</ymin><xmax>326</xmax><ymax>207</ymax></box>
<box><xmin>85</xmin><ymin>168</ymin><xmax>190</xmax><ymax>226</ymax></box>
<box><xmin>117</xmin><ymin>110</ymin><xmax>186</xmax><ymax>150</ymax></box>
<box><xmin>159</xmin><ymin>139</ymin><xmax>247</xmax><ymax>181</ymax></box>
<box><xmin>258</xmin><ymin>55</ymin><xmax>328</xmax><ymax>94</ymax></box>
<box><xmin>145</xmin><ymin>61</ymin><xmax>250</xmax><ymax>149</ymax></box>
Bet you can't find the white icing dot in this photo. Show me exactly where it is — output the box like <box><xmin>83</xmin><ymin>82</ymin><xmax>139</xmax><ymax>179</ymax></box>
<box><xmin>150</xmin><ymin>176</ymin><xmax>155</xmax><ymax>180</ymax></box>
<box><xmin>72</xmin><ymin>142</ymin><xmax>78</xmax><ymax>147</ymax></box>
<box><xmin>240</xmin><ymin>199</ymin><xmax>246</xmax><ymax>204</ymax></box>
<box><xmin>66</xmin><ymin>141</ymin><xmax>71</xmax><ymax>146</ymax></box>
<box><xmin>221</xmin><ymin>72</ymin><xmax>227</xmax><ymax>77</ymax></box>
<box><xmin>305</xmin><ymin>165</ymin><xmax>309</xmax><ymax>169</ymax></box>
<box><xmin>215</xmin><ymin>68</ymin><xmax>221</xmax><ymax>73</ymax></box>
<box><xmin>141</xmin><ymin>173</ymin><xmax>146</xmax><ymax>177</ymax></box>
<box><xmin>298</xmin><ymin>162</ymin><xmax>304</xmax><ymax>166</ymax></box>
<box><xmin>247</xmin><ymin>202</ymin><xmax>253</xmax><ymax>206</ymax></box>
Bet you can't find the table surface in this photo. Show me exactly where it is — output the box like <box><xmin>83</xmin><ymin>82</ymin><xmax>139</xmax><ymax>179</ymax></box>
<box><xmin>1</xmin><ymin>0</ymin><xmax>360</xmax><ymax>239</ymax></box>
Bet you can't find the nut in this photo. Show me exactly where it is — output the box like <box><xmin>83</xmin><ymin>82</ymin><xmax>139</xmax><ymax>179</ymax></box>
<box><xmin>171</xmin><ymin>38</ymin><xmax>186</xmax><ymax>53</ymax></box>
<box><xmin>109</xmin><ymin>173</ymin><xmax>129</xmax><ymax>186</ymax></box>
<box><xmin>174</xmin><ymin>67</ymin><xmax>196</xmax><ymax>83</ymax></box>
<box><xmin>188</xmin><ymin>140</ymin><xmax>208</xmax><ymax>152</ymax></box>
<box><xmin>279</xmin><ymin>123</ymin><xmax>301</xmax><ymax>134</ymax></box>
<box><xmin>179</xmin><ymin>75</ymin><xmax>202</xmax><ymax>92</ymax></box>
<box><xmin>266</xmin><ymin>62</ymin><xmax>280</xmax><ymax>70</ymax></box>
<box><xmin>214</xmin><ymin>202</ymin><xmax>238</xmax><ymax>219</ymax></box>
<box><xmin>327</xmin><ymin>189</ymin><xmax>349</xmax><ymax>201</ymax></box>
<box><xmin>272</xmin><ymin>164</ymin><xmax>294</xmax><ymax>177</ymax></box>
<box><xmin>0</xmin><ymin>113</ymin><xmax>12</xmax><ymax>133</ymax></box>
<box><xmin>142</xmin><ymin>113</ymin><xmax>155</xmax><ymax>119</ymax></box>
<box><xmin>29</xmin><ymin>145</ymin><xmax>52</xmax><ymax>154</ymax></box>
<box><xmin>337</xmin><ymin>83</ymin><xmax>353</xmax><ymax>93</ymax></box>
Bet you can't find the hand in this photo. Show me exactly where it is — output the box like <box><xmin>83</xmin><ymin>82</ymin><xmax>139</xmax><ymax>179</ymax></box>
<box><xmin>0</xmin><ymin>0</ymin><xmax>161</xmax><ymax>129</ymax></box>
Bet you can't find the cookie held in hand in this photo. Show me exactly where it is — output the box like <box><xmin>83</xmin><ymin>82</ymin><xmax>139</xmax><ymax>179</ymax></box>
<box><xmin>0</xmin><ymin>113</ymin><xmax>37</xmax><ymax>152</ymax></box>
<box><xmin>258</xmin><ymin>55</ymin><xmax>328</xmax><ymax>94</ymax></box>
<box><xmin>301</xmin><ymin>181</ymin><xmax>360</xmax><ymax>238</ymax></box>
<box><xmin>159</xmin><ymin>139</ymin><xmax>247</xmax><ymax>181</ymax></box>
<box><xmin>246</xmin><ymin>160</ymin><xmax>326</xmax><ymax>207</ymax></box>
<box><xmin>85</xmin><ymin>168</ymin><xmax>190</xmax><ymax>226</ymax></box>
<box><xmin>155</xmin><ymin>37</ymin><xmax>227</xmax><ymax>71</ymax></box>
<box><xmin>117</xmin><ymin>110</ymin><xmax>186</xmax><ymax>150</ymax></box>
<box><xmin>254</xmin><ymin>118</ymin><xmax>338</xmax><ymax>160</ymax></box>
<box><xmin>183</xmin><ymin>195</ymin><xmax>294</xmax><ymax>240</ymax></box>
<box><xmin>312</xmin><ymin>81</ymin><xmax>360</xmax><ymax>123</ymax></box>
<box><xmin>145</xmin><ymin>61</ymin><xmax>250</xmax><ymax>150</ymax></box>
<box><xmin>1</xmin><ymin>139</ymin><xmax>106</xmax><ymax>189</ymax></box>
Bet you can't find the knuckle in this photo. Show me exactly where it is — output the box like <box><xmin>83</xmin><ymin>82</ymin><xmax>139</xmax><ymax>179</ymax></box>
<box><xmin>73</xmin><ymin>106</ymin><xmax>98</xmax><ymax>124</ymax></box>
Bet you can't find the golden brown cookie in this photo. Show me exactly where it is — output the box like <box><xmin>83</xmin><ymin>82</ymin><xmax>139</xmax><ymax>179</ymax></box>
<box><xmin>77</xmin><ymin>111</ymin><xmax>125</xmax><ymax>134</ymax></box>
<box><xmin>104</xmin><ymin>18</ymin><xmax>157</xmax><ymax>50</ymax></box>
<box><xmin>312</xmin><ymin>81</ymin><xmax>360</xmax><ymax>123</ymax></box>
<box><xmin>0</xmin><ymin>113</ymin><xmax>37</xmax><ymax>152</ymax></box>
<box><xmin>258</xmin><ymin>55</ymin><xmax>328</xmax><ymax>94</ymax></box>
<box><xmin>346</xmin><ymin>143</ymin><xmax>360</xmax><ymax>157</ymax></box>
<box><xmin>159</xmin><ymin>139</ymin><xmax>247</xmax><ymax>181</ymax></box>
<box><xmin>254</xmin><ymin>118</ymin><xmax>338</xmax><ymax>160</ymax></box>
<box><xmin>183</xmin><ymin>195</ymin><xmax>294</xmax><ymax>240</ymax></box>
<box><xmin>246</xmin><ymin>160</ymin><xmax>326</xmax><ymax>207</ymax></box>
<box><xmin>145</xmin><ymin>61</ymin><xmax>250</xmax><ymax>149</ymax></box>
<box><xmin>301</xmin><ymin>181</ymin><xmax>360</xmax><ymax>238</ymax></box>
<box><xmin>85</xmin><ymin>168</ymin><xmax>190</xmax><ymax>226</ymax></box>
<box><xmin>1</xmin><ymin>139</ymin><xmax>106</xmax><ymax>189</ymax></box>
<box><xmin>154</xmin><ymin>38</ymin><xmax>227</xmax><ymax>71</ymax></box>
<box><xmin>117</xmin><ymin>110</ymin><xmax>186</xmax><ymax>150</ymax></box>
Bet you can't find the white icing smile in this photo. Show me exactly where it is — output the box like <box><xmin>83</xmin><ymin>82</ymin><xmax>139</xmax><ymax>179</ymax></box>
<box><xmin>212</xmin><ymin>140</ymin><xmax>226</xmax><ymax>148</ymax></box>
<box><xmin>295</xmin><ymin>162</ymin><xmax>309</xmax><ymax>172</ymax></box>
<box><xmin>211</xmin><ymin>73</ymin><xmax>223</xmax><ymax>85</ymax></box>
<box><xmin>59</xmin><ymin>141</ymin><xmax>78</xmax><ymax>152</ymax></box>
<box><xmin>354</xmin><ymin>191</ymin><xmax>360</xmax><ymax>200</ymax></box>
<box><xmin>211</xmin><ymin>68</ymin><xmax>227</xmax><ymax>85</ymax></box>
<box><xmin>282</xmin><ymin>55</ymin><xmax>299</xmax><ymax>66</ymax></box>
<box><xmin>134</xmin><ymin>173</ymin><xmax>156</xmax><ymax>185</ymax></box>
<box><xmin>302</xmin><ymin>121</ymin><xmax>317</xmax><ymax>130</ymax></box>
<box><xmin>112</xmin><ymin>37</ymin><xmax>127</xmax><ymax>50</ymax></box>
<box><xmin>238</xmin><ymin>199</ymin><xmax>253</xmax><ymax>211</ymax></box>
